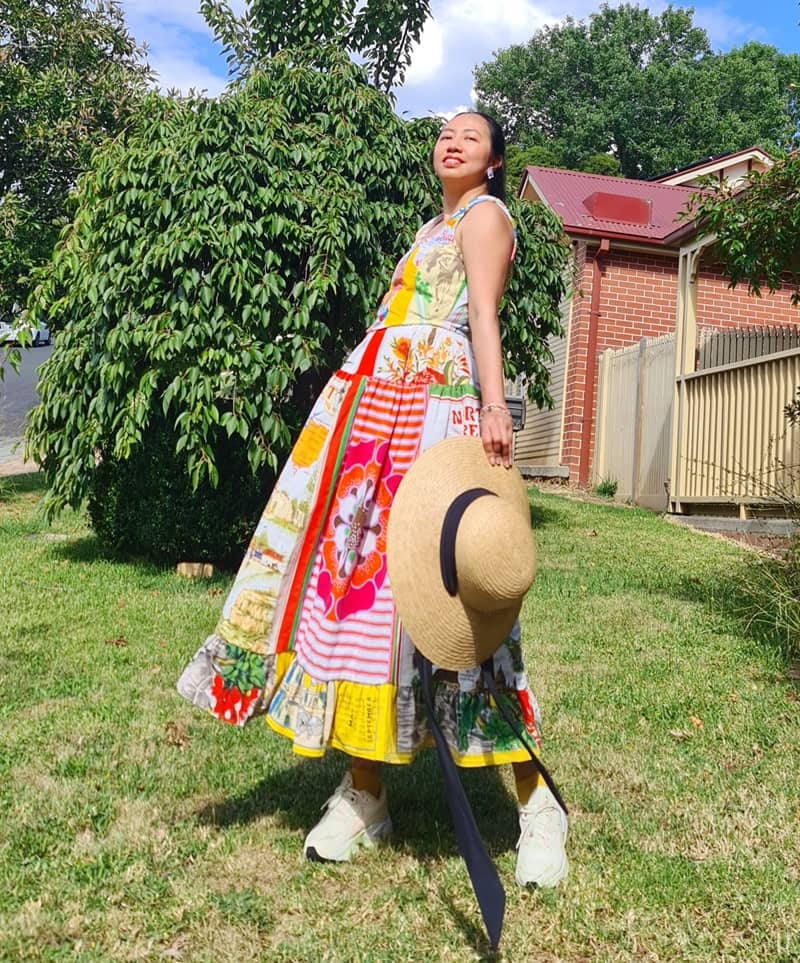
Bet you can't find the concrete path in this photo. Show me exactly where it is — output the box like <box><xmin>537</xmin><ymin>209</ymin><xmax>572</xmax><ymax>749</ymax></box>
<box><xmin>0</xmin><ymin>434</ymin><xmax>36</xmax><ymax>476</ymax></box>
<box><xmin>0</xmin><ymin>344</ymin><xmax>52</xmax><ymax>476</ymax></box>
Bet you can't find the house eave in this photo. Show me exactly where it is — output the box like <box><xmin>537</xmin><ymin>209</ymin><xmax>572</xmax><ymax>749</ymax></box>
<box><xmin>566</xmin><ymin>226</ymin><xmax>686</xmax><ymax>251</ymax></box>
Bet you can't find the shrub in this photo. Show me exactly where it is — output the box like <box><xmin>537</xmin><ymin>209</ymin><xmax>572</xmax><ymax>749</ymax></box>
<box><xmin>24</xmin><ymin>51</ymin><xmax>439</xmax><ymax>561</ymax></box>
<box><xmin>87</xmin><ymin>412</ymin><xmax>272</xmax><ymax>566</ymax></box>
<box><xmin>733</xmin><ymin>543</ymin><xmax>799</xmax><ymax>662</ymax></box>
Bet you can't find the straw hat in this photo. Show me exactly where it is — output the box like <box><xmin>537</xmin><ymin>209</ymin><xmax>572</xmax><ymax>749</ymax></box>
<box><xmin>387</xmin><ymin>436</ymin><xmax>536</xmax><ymax>670</ymax></box>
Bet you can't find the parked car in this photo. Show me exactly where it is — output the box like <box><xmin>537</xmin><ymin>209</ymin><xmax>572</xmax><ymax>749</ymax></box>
<box><xmin>0</xmin><ymin>314</ymin><xmax>51</xmax><ymax>346</ymax></box>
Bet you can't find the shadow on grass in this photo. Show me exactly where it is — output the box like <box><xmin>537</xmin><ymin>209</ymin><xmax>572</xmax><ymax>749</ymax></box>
<box><xmin>50</xmin><ymin>535</ymin><xmax>176</xmax><ymax>579</ymax></box>
<box><xmin>665</xmin><ymin>562</ymin><xmax>798</xmax><ymax>665</ymax></box>
<box><xmin>195</xmin><ymin>750</ymin><xmax>519</xmax><ymax>956</ymax></box>
<box><xmin>529</xmin><ymin>502</ymin><xmax>565</xmax><ymax>530</ymax></box>
<box><xmin>196</xmin><ymin>750</ymin><xmax>518</xmax><ymax>858</ymax></box>
<box><xmin>50</xmin><ymin>534</ymin><xmax>115</xmax><ymax>564</ymax></box>
<box><xmin>49</xmin><ymin>534</ymin><xmax>236</xmax><ymax>589</ymax></box>
<box><xmin>440</xmin><ymin>890</ymin><xmax>502</xmax><ymax>962</ymax></box>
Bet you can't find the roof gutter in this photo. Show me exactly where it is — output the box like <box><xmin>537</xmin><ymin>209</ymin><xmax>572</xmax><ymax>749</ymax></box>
<box><xmin>569</xmin><ymin>226</ymin><xmax>685</xmax><ymax>248</ymax></box>
<box><xmin>578</xmin><ymin>236</ymin><xmax>611</xmax><ymax>487</ymax></box>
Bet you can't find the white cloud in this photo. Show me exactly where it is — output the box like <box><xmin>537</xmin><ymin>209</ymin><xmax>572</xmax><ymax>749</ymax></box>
<box><xmin>149</xmin><ymin>51</ymin><xmax>228</xmax><ymax>96</ymax></box>
<box><xmin>116</xmin><ymin>0</ymin><xmax>770</xmax><ymax>116</ymax></box>
<box><xmin>692</xmin><ymin>5</ymin><xmax>766</xmax><ymax>48</ymax></box>
<box><xmin>397</xmin><ymin>0</ymin><xmax>563</xmax><ymax>113</ymax></box>
<box><xmin>121</xmin><ymin>0</ymin><xmax>229</xmax><ymax>96</ymax></box>
<box><xmin>394</xmin><ymin>0</ymin><xmax>771</xmax><ymax>119</ymax></box>
<box><xmin>437</xmin><ymin>103</ymin><xmax>474</xmax><ymax>121</ymax></box>
<box><xmin>405</xmin><ymin>18</ymin><xmax>445</xmax><ymax>85</ymax></box>
<box><xmin>440</xmin><ymin>0</ymin><xmax>554</xmax><ymax>31</ymax></box>
<box><xmin>124</xmin><ymin>0</ymin><xmax>210</xmax><ymax>36</ymax></box>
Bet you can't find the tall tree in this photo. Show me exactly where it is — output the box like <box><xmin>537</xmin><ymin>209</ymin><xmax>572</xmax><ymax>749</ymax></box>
<box><xmin>0</xmin><ymin>0</ymin><xmax>152</xmax><ymax>314</ymax></box>
<box><xmin>25</xmin><ymin>1</ymin><xmax>570</xmax><ymax>559</ymax></box>
<box><xmin>474</xmin><ymin>3</ymin><xmax>800</xmax><ymax>178</ymax></box>
<box><xmin>202</xmin><ymin>0</ymin><xmax>431</xmax><ymax>92</ymax></box>
<box><xmin>688</xmin><ymin>157</ymin><xmax>800</xmax><ymax>422</ymax></box>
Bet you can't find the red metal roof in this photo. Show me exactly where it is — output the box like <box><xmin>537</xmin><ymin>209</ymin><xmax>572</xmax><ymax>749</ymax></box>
<box><xmin>524</xmin><ymin>166</ymin><xmax>701</xmax><ymax>246</ymax></box>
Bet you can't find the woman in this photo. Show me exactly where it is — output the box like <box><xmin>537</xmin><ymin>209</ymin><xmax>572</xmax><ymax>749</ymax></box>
<box><xmin>177</xmin><ymin>111</ymin><xmax>568</xmax><ymax>888</ymax></box>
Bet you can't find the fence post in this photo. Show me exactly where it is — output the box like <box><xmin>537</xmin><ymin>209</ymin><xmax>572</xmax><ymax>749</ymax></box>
<box><xmin>671</xmin><ymin>239</ymin><xmax>708</xmax><ymax>513</ymax></box>
<box><xmin>631</xmin><ymin>337</ymin><xmax>648</xmax><ymax>504</ymax></box>
<box><xmin>594</xmin><ymin>349</ymin><xmax>611</xmax><ymax>484</ymax></box>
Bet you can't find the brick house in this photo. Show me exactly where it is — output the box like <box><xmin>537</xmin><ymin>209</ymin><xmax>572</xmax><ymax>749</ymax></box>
<box><xmin>514</xmin><ymin>146</ymin><xmax>800</xmax><ymax>487</ymax></box>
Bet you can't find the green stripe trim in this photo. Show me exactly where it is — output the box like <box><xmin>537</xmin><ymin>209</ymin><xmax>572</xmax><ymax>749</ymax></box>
<box><xmin>428</xmin><ymin>383</ymin><xmax>480</xmax><ymax>399</ymax></box>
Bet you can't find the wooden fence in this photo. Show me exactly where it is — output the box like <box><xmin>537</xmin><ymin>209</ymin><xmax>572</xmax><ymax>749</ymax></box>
<box><xmin>672</xmin><ymin>346</ymin><xmax>800</xmax><ymax>512</ymax></box>
<box><xmin>594</xmin><ymin>333</ymin><xmax>676</xmax><ymax>510</ymax></box>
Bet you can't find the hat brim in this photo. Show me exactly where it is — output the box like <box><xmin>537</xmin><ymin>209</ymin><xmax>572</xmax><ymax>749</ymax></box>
<box><xmin>387</xmin><ymin>437</ymin><xmax>533</xmax><ymax>670</ymax></box>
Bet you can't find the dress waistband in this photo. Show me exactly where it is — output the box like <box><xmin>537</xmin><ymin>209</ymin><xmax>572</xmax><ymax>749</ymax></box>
<box><xmin>368</xmin><ymin>319</ymin><xmax>470</xmax><ymax>336</ymax></box>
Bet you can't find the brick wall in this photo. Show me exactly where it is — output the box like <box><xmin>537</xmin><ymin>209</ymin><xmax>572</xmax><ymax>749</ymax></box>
<box><xmin>695</xmin><ymin>258</ymin><xmax>800</xmax><ymax>332</ymax></box>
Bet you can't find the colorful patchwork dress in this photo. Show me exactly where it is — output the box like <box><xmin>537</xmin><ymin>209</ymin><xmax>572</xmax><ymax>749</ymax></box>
<box><xmin>177</xmin><ymin>194</ymin><xmax>543</xmax><ymax>766</ymax></box>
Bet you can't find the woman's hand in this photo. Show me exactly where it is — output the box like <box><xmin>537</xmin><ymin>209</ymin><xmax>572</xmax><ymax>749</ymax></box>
<box><xmin>480</xmin><ymin>405</ymin><xmax>513</xmax><ymax>468</ymax></box>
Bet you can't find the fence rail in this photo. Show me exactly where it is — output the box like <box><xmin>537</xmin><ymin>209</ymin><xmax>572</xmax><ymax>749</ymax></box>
<box><xmin>698</xmin><ymin>324</ymin><xmax>800</xmax><ymax>370</ymax></box>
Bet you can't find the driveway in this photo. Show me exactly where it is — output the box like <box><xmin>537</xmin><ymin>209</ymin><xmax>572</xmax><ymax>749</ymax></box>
<box><xmin>0</xmin><ymin>344</ymin><xmax>52</xmax><ymax>473</ymax></box>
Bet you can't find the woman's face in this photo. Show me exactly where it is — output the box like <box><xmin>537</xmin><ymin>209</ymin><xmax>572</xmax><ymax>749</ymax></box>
<box><xmin>432</xmin><ymin>113</ymin><xmax>495</xmax><ymax>190</ymax></box>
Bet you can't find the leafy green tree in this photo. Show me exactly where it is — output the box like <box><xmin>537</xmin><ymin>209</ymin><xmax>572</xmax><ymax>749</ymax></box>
<box><xmin>578</xmin><ymin>153</ymin><xmax>621</xmax><ymax>177</ymax></box>
<box><xmin>24</xmin><ymin>53</ymin><xmax>436</xmax><ymax>541</ymax></box>
<box><xmin>0</xmin><ymin>0</ymin><xmax>152</xmax><ymax>315</ymax></box>
<box><xmin>474</xmin><ymin>3</ymin><xmax>800</xmax><ymax>179</ymax></box>
<box><xmin>202</xmin><ymin>0</ymin><xmax>431</xmax><ymax>91</ymax></box>
<box><xmin>502</xmin><ymin>197</ymin><xmax>572</xmax><ymax>405</ymax></box>
<box><xmin>689</xmin><ymin>155</ymin><xmax>800</xmax><ymax>420</ymax></box>
<box><xmin>505</xmin><ymin>143</ymin><xmax>563</xmax><ymax>191</ymax></box>
<box><xmin>25</xmin><ymin>49</ymin><xmax>571</xmax><ymax>559</ymax></box>
<box><xmin>690</xmin><ymin>154</ymin><xmax>800</xmax><ymax>304</ymax></box>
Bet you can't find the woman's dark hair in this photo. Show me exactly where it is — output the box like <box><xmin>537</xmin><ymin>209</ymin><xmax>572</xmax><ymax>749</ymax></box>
<box><xmin>454</xmin><ymin>110</ymin><xmax>507</xmax><ymax>201</ymax></box>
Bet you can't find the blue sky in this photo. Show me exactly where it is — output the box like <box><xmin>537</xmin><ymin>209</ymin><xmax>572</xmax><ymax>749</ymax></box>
<box><xmin>120</xmin><ymin>0</ymin><xmax>800</xmax><ymax>119</ymax></box>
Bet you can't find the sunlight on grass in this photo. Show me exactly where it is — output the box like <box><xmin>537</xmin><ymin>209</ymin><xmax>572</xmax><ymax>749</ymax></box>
<box><xmin>1</xmin><ymin>475</ymin><xmax>798</xmax><ymax>961</ymax></box>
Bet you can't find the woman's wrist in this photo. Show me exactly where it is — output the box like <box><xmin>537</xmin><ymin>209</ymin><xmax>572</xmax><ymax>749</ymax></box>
<box><xmin>479</xmin><ymin>403</ymin><xmax>511</xmax><ymax>421</ymax></box>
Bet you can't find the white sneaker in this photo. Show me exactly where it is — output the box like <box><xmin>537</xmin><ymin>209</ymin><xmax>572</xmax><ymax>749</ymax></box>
<box><xmin>304</xmin><ymin>772</ymin><xmax>392</xmax><ymax>862</ymax></box>
<box><xmin>515</xmin><ymin>783</ymin><xmax>569</xmax><ymax>888</ymax></box>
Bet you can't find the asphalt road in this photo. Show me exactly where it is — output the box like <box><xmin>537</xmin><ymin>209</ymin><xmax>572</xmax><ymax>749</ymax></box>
<box><xmin>0</xmin><ymin>343</ymin><xmax>53</xmax><ymax>459</ymax></box>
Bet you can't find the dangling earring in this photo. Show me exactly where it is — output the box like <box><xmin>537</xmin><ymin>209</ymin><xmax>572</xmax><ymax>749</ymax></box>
<box><xmin>487</xmin><ymin>167</ymin><xmax>495</xmax><ymax>180</ymax></box>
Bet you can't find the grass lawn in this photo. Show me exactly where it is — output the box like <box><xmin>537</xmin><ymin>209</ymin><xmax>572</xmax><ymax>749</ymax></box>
<box><xmin>1</xmin><ymin>474</ymin><xmax>798</xmax><ymax>962</ymax></box>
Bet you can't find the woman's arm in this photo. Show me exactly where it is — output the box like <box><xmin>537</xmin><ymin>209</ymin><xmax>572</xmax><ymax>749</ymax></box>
<box><xmin>458</xmin><ymin>203</ymin><xmax>515</xmax><ymax>468</ymax></box>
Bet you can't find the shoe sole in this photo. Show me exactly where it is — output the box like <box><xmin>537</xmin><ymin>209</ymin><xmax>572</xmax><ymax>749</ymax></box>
<box><xmin>305</xmin><ymin>817</ymin><xmax>393</xmax><ymax>863</ymax></box>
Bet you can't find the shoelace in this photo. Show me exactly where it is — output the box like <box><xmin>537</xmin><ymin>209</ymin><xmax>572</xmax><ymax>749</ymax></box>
<box><xmin>321</xmin><ymin>782</ymin><xmax>365</xmax><ymax>813</ymax></box>
<box><xmin>518</xmin><ymin>802</ymin><xmax>562</xmax><ymax>848</ymax></box>
<box><xmin>321</xmin><ymin>783</ymin><xmax>348</xmax><ymax>811</ymax></box>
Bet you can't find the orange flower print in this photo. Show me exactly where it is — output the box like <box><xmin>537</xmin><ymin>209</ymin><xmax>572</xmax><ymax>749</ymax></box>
<box><xmin>392</xmin><ymin>337</ymin><xmax>411</xmax><ymax>363</ymax></box>
<box><xmin>317</xmin><ymin>439</ymin><xmax>402</xmax><ymax>621</ymax></box>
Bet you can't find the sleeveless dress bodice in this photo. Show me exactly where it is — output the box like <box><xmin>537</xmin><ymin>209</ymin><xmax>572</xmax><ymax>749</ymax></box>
<box><xmin>372</xmin><ymin>194</ymin><xmax>516</xmax><ymax>336</ymax></box>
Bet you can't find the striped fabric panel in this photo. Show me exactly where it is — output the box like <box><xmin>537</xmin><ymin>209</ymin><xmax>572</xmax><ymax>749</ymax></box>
<box><xmin>293</xmin><ymin>378</ymin><xmax>428</xmax><ymax>684</ymax></box>
<box><xmin>350</xmin><ymin>380</ymin><xmax>427</xmax><ymax>471</ymax></box>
